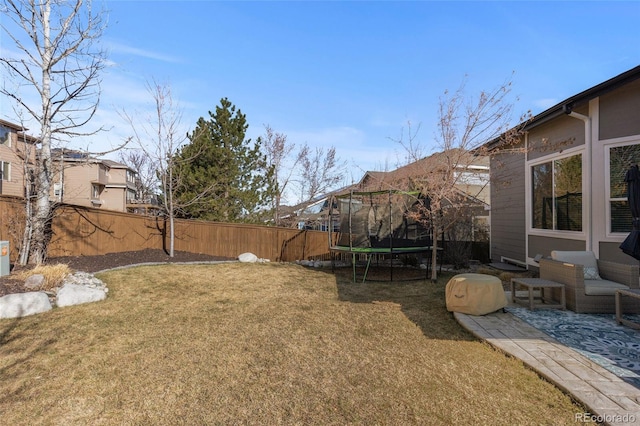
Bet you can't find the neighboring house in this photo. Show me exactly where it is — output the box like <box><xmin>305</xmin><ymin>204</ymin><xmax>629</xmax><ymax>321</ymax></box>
<box><xmin>0</xmin><ymin>119</ymin><xmax>38</xmax><ymax>198</ymax></box>
<box><xmin>357</xmin><ymin>150</ymin><xmax>490</xmax><ymax>202</ymax></box>
<box><xmin>281</xmin><ymin>184</ymin><xmax>357</xmax><ymax>231</ymax></box>
<box><xmin>51</xmin><ymin>149</ymin><xmax>138</xmax><ymax>213</ymax></box>
<box><xmin>355</xmin><ymin>150</ymin><xmax>491</xmax><ymax>238</ymax></box>
<box><xmin>487</xmin><ymin>65</ymin><xmax>640</xmax><ymax>268</ymax></box>
<box><xmin>126</xmin><ymin>194</ymin><xmax>162</xmax><ymax>216</ymax></box>
<box><xmin>0</xmin><ymin>120</ymin><xmax>145</xmax><ymax>214</ymax></box>
<box><xmin>288</xmin><ymin>150</ymin><xmax>490</xmax><ymax>240</ymax></box>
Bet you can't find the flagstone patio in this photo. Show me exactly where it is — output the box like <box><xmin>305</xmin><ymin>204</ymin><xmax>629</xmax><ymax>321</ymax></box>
<box><xmin>454</xmin><ymin>298</ymin><xmax>640</xmax><ymax>425</ymax></box>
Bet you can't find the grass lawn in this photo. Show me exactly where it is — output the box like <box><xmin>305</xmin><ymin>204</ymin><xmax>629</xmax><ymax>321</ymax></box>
<box><xmin>0</xmin><ymin>263</ymin><xmax>587</xmax><ymax>424</ymax></box>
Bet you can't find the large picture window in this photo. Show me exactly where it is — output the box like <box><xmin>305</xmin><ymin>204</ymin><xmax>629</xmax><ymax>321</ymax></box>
<box><xmin>532</xmin><ymin>154</ymin><xmax>582</xmax><ymax>231</ymax></box>
<box><xmin>609</xmin><ymin>144</ymin><xmax>640</xmax><ymax>233</ymax></box>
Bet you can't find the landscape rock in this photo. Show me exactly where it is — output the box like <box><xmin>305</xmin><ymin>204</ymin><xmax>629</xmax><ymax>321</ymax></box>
<box><xmin>238</xmin><ymin>252</ymin><xmax>258</xmax><ymax>263</ymax></box>
<box><xmin>62</xmin><ymin>271</ymin><xmax>108</xmax><ymax>292</ymax></box>
<box><xmin>297</xmin><ymin>259</ymin><xmax>348</xmax><ymax>268</ymax></box>
<box><xmin>0</xmin><ymin>292</ymin><xmax>52</xmax><ymax>318</ymax></box>
<box><xmin>24</xmin><ymin>274</ymin><xmax>45</xmax><ymax>290</ymax></box>
<box><xmin>56</xmin><ymin>283</ymin><xmax>107</xmax><ymax>307</ymax></box>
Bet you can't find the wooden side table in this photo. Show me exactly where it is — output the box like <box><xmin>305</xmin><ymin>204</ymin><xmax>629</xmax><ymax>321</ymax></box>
<box><xmin>510</xmin><ymin>278</ymin><xmax>566</xmax><ymax>310</ymax></box>
<box><xmin>615</xmin><ymin>288</ymin><xmax>640</xmax><ymax>330</ymax></box>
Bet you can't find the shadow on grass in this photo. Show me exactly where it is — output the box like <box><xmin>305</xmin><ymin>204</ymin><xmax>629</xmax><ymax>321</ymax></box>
<box><xmin>332</xmin><ymin>266</ymin><xmax>476</xmax><ymax>342</ymax></box>
<box><xmin>0</xmin><ymin>313</ymin><xmax>57</xmax><ymax>406</ymax></box>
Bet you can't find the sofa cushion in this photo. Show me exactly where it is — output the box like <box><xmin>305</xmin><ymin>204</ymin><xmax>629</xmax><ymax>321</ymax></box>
<box><xmin>584</xmin><ymin>279</ymin><xmax>629</xmax><ymax>296</ymax></box>
<box><xmin>551</xmin><ymin>250</ymin><xmax>601</xmax><ymax>280</ymax></box>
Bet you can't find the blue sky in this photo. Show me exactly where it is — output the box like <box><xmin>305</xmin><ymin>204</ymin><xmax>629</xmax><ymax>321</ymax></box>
<box><xmin>2</xmin><ymin>1</ymin><xmax>639</xmax><ymax>181</ymax></box>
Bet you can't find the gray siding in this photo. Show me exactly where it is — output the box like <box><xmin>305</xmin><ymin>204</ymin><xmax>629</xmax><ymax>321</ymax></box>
<box><xmin>527</xmin><ymin>111</ymin><xmax>586</xmax><ymax>162</ymax></box>
<box><xmin>528</xmin><ymin>235</ymin><xmax>585</xmax><ymax>259</ymax></box>
<box><xmin>490</xmin><ymin>149</ymin><xmax>526</xmax><ymax>263</ymax></box>
<box><xmin>599</xmin><ymin>79</ymin><xmax>640</xmax><ymax>140</ymax></box>
<box><xmin>599</xmin><ymin>241</ymin><xmax>640</xmax><ymax>265</ymax></box>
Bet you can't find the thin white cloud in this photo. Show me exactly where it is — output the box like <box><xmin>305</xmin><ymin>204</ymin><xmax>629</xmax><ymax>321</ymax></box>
<box><xmin>533</xmin><ymin>98</ymin><xmax>558</xmax><ymax>110</ymax></box>
<box><xmin>106</xmin><ymin>40</ymin><xmax>182</xmax><ymax>64</ymax></box>
<box><xmin>284</xmin><ymin>126</ymin><xmax>397</xmax><ymax>175</ymax></box>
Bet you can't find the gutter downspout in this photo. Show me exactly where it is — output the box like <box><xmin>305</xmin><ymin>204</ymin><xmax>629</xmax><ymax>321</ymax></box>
<box><xmin>564</xmin><ymin>106</ymin><xmax>592</xmax><ymax>252</ymax></box>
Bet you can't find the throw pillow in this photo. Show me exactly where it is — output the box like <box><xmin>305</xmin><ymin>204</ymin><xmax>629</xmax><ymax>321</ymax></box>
<box><xmin>583</xmin><ymin>266</ymin><xmax>601</xmax><ymax>280</ymax></box>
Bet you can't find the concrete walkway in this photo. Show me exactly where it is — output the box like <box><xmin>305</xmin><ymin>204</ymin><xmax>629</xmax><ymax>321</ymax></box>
<box><xmin>455</xmin><ymin>309</ymin><xmax>640</xmax><ymax>426</ymax></box>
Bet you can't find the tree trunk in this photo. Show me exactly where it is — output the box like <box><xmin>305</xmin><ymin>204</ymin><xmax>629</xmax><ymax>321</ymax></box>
<box><xmin>430</xmin><ymin>216</ymin><xmax>439</xmax><ymax>282</ymax></box>
<box><xmin>169</xmin><ymin>213</ymin><xmax>175</xmax><ymax>257</ymax></box>
<box><xmin>18</xmin><ymin>200</ymin><xmax>32</xmax><ymax>266</ymax></box>
<box><xmin>29</xmin><ymin>0</ymin><xmax>54</xmax><ymax>265</ymax></box>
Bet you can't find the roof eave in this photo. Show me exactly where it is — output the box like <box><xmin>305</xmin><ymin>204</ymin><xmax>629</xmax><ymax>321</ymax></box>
<box><xmin>485</xmin><ymin>65</ymin><xmax>640</xmax><ymax>150</ymax></box>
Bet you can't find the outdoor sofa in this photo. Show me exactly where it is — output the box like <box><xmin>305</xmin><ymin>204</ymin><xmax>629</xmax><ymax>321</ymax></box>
<box><xmin>539</xmin><ymin>250</ymin><xmax>640</xmax><ymax>314</ymax></box>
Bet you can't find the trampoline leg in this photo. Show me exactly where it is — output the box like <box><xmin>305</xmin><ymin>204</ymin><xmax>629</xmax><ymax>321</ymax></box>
<box><xmin>362</xmin><ymin>254</ymin><xmax>373</xmax><ymax>283</ymax></box>
<box><xmin>352</xmin><ymin>253</ymin><xmax>356</xmax><ymax>283</ymax></box>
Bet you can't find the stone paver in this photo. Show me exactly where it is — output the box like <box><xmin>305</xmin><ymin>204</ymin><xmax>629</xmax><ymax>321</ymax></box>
<box><xmin>454</xmin><ymin>310</ymin><xmax>640</xmax><ymax>426</ymax></box>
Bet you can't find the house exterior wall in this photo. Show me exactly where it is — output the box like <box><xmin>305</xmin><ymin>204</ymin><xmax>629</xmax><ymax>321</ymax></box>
<box><xmin>490</xmin><ymin>69</ymin><xmax>640</xmax><ymax>268</ymax></box>
<box><xmin>101</xmin><ymin>186</ymin><xmax>126</xmax><ymax>211</ymax></box>
<box><xmin>0</xmin><ymin>121</ymin><xmax>137</xmax><ymax>214</ymax></box>
<box><xmin>97</xmin><ymin>164</ymin><xmax>108</xmax><ymax>185</ymax></box>
<box><xmin>526</xmin><ymin>110</ymin><xmax>586</xmax><ymax>162</ymax></box>
<box><xmin>489</xmin><ymin>147</ymin><xmax>526</xmax><ymax>264</ymax></box>
<box><xmin>599</xmin><ymin>78</ymin><xmax>640</xmax><ymax>140</ymax></box>
<box><xmin>58</xmin><ymin>163</ymin><xmax>98</xmax><ymax>207</ymax></box>
<box><xmin>528</xmin><ymin>235</ymin><xmax>585</xmax><ymax>257</ymax></box>
<box><xmin>54</xmin><ymin>162</ymin><xmax>134</xmax><ymax>212</ymax></box>
<box><xmin>524</xmin><ymin>108</ymin><xmax>588</xmax><ymax>264</ymax></box>
<box><xmin>0</xmin><ymin>129</ymin><xmax>36</xmax><ymax>198</ymax></box>
<box><xmin>591</xmin><ymin>79</ymin><xmax>640</xmax><ymax>265</ymax></box>
<box><xmin>109</xmin><ymin>168</ymin><xmax>126</xmax><ymax>185</ymax></box>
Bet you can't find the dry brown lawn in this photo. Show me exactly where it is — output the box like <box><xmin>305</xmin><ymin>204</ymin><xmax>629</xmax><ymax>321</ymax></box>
<box><xmin>0</xmin><ymin>263</ymin><xmax>588</xmax><ymax>424</ymax></box>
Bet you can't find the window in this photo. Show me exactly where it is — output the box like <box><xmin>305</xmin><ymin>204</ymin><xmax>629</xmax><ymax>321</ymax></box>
<box><xmin>92</xmin><ymin>184</ymin><xmax>101</xmax><ymax>199</ymax></box>
<box><xmin>454</xmin><ymin>170</ymin><xmax>489</xmax><ymax>186</ymax></box>
<box><xmin>0</xmin><ymin>125</ymin><xmax>9</xmax><ymax>145</ymax></box>
<box><xmin>0</xmin><ymin>161</ymin><xmax>10</xmax><ymax>181</ymax></box>
<box><xmin>609</xmin><ymin>144</ymin><xmax>640</xmax><ymax>233</ymax></box>
<box><xmin>531</xmin><ymin>154</ymin><xmax>582</xmax><ymax>231</ymax></box>
<box><xmin>127</xmin><ymin>170</ymin><xmax>136</xmax><ymax>183</ymax></box>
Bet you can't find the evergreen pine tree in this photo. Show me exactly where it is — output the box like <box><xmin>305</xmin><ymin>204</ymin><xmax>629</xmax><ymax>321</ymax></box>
<box><xmin>173</xmin><ymin>98</ymin><xmax>275</xmax><ymax>222</ymax></box>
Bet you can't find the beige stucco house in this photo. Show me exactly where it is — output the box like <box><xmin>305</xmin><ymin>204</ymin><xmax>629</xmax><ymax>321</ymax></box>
<box><xmin>0</xmin><ymin>119</ymin><xmax>139</xmax><ymax>212</ymax></box>
<box><xmin>51</xmin><ymin>150</ymin><xmax>138</xmax><ymax>212</ymax></box>
<box><xmin>0</xmin><ymin>119</ymin><xmax>38</xmax><ymax>198</ymax></box>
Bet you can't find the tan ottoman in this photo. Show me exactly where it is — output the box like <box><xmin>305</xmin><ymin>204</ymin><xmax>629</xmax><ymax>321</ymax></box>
<box><xmin>446</xmin><ymin>273</ymin><xmax>507</xmax><ymax>315</ymax></box>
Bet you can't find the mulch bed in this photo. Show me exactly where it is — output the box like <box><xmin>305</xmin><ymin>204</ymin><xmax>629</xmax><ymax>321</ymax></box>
<box><xmin>0</xmin><ymin>249</ymin><xmax>234</xmax><ymax>297</ymax></box>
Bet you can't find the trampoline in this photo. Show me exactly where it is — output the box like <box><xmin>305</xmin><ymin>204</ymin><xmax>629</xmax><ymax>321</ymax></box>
<box><xmin>328</xmin><ymin>190</ymin><xmax>440</xmax><ymax>282</ymax></box>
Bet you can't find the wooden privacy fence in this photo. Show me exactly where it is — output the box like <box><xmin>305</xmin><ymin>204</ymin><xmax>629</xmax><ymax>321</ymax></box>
<box><xmin>0</xmin><ymin>197</ymin><xmax>331</xmax><ymax>263</ymax></box>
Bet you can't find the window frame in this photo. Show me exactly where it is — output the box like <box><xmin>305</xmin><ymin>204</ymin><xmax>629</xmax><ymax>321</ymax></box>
<box><xmin>0</xmin><ymin>125</ymin><xmax>10</xmax><ymax>147</ymax></box>
<box><xmin>0</xmin><ymin>161</ymin><xmax>10</xmax><ymax>181</ymax></box>
<box><xmin>605</xmin><ymin>140</ymin><xmax>640</xmax><ymax>236</ymax></box>
<box><xmin>126</xmin><ymin>189</ymin><xmax>137</xmax><ymax>202</ymax></box>
<box><xmin>92</xmin><ymin>184</ymin><xmax>101</xmax><ymax>200</ymax></box>
<box><xmin>528</xmin><ymin>149</ymin><xmax>585</xmax><ymax>235</ymax></box>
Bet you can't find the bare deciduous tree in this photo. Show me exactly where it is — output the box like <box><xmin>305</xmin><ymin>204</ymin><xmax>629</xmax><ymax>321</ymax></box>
<box><xmin>297</xmin><ymin>145</ymin><xmax>347</xmax><ymax>204</ymax></box>
<box><xmin>262</xmin><ymin>125</ymin><xmax>303</xmax><ymax>226</ymax></box>
<box><xmin>261</xmin><ymin>127</ymin><xmax>348</xmax><ymax>227</ymax></box>
<box><xmin>118</xmin><ymin>149</ymin><xmax>158</xmax><ymax>203</ymax></box>
<box><xmin>122</xmin><ymin>80</ymin><xmax>215</xmax><ymax>256</ymax></box>
<box><xmin>0</xmin><ymin>0</ymin><xmax>107</xmax><ymax>264</ymax></box>
<box><xmin>398</xmin><ymin>76</ymin><xmax>528</xmax><ymax>280</ymax></box>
